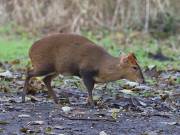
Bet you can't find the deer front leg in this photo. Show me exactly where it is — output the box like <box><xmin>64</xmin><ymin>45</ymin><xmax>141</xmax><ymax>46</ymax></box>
<box><xmin>80</xmin><ymin>70</ymin><xmax>95</xmax><ymax>106</ymax></box>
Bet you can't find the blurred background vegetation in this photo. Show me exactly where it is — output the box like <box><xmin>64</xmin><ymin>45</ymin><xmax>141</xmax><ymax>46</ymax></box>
<box><xmin>0</xmin><ymin>0</ymin><xmax>179</xmax><ymax>69</ymax></box>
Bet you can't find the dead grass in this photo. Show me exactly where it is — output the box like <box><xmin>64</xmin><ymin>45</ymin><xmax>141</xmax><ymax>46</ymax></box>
<box><xmin>0</xmin><ymin>0</ymin><xmax>179</xmax><ymax>35</ymax></box>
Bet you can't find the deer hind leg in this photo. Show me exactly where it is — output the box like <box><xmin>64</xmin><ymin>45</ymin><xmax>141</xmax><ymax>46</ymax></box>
<box><xmin>22</xmin><ymin>69</ymin><xmax>54</xmax><ymax>102</ymax></box>
<box><xmin>43</xmin><ymin>74</ymin><xmax>58</xmax><ymax>103</ymax></box>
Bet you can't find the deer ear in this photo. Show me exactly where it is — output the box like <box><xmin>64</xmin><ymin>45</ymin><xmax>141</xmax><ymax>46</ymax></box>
<box><xmin>127</xmin><ymin>53</ymin><xmax>137</xmax><ymax>64</ymax></box>
<box><xmin>120</xmin><ymin>55</ymin><xmax>128</xmax><ymax>64</ymax></box>
<box><xmin>128</xmin><ymin>53</ymin><xmax>137</xmax><ymax>60</ymax></box>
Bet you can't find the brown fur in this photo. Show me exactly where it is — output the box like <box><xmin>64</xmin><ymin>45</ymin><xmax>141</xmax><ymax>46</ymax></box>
<box><xmin>22</xmin><ymin>33</ymin><xmax>145</xmax><ymax>106</ymax></box>
<box><xmin>127</xmin><ymin>53</ymin><xmax>138</xmax><ymax>65</ymax></box>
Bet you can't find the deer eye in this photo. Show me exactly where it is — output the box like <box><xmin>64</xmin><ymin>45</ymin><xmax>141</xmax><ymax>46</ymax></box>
<box><xmin>132</xmin><ymin>66</ymin><xmax>138</xmax><ymax>70</ymax></box>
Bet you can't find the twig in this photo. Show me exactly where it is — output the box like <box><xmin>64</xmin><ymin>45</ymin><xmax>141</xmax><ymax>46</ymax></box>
<box><xmin>144</xmin><ymin>0</ymin><xmax>150</xmax><ymax>33</ymax></box>
<box><xmin>130</xmin><ymin>112</ymin><xmax>171</xmax><ymax>119</ymax></box>
<box><xmin>141</xmin><ymin>113</ymin><xmax>171</xmax><ymax>118</ymax></box>
<box><xmin>111</xmin><ymin>0</ymin><xmax>121</xmax><ymax>29</ymax></box>
<box><xmin>58</xmin><ymin>112</ymin><xmax>116</xmax><ymax>122</ymax></box>
<box><xmin>92</xmin><ymin>16</ymin><xmax>111</xmax><ymax>30</ymax></box>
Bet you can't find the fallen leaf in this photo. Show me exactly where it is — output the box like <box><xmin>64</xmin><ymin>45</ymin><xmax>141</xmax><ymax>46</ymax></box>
<box><xmin>30</xmin><ymin>121</ymin><xmax>44</xmax><ymax>125</ymax></box>
<box><xmin>143</xmin><ymin>130</ymin><xmax>158</xmax><ymax>135</ymax></box>
<box><xmin>123</xmin><ymin>81</ymin><xmax>139</xmax><ymax>88</ymax></box>
<box><xmin>120</xmin><ymin>89</ymin><xmax>135</xmax><ymax>95</ymax></box>
<box><xmin>160</xmin><ymin>121</ymin><xmax>179</xmax><ymax>126</ymax></box>
<box><xmin>0</xmin><ymin>70</ymin><xmax>13</xmax><ymax>78</ymax></box>
<box><xmin>45</xmin><ymin>127</ymin><xmax>52</xmax><ymax>133</ymax></box>
<box><xmin>99</xmin><ymin>131</ymin><xmax>108</xmax><ymax>135</ymax></box>
<box><xmin>133</xmin><ymin>85</ymin><xmax>151</xmax><ymax>91</ymax></box>
<box><xmin>20</xmin><ymin>127</ymin><xmax>29</xmax><ymax>133</ymax></box>
<box><xmin>29</xmin><ymin>95</ymin><xmax>41</xmax><ymax>102</ymax></box>
<box><xmin>9</xmin><ymin>59</ymin><xmax>20</xmax><ymax>65</ymax></box>
<box><xmin>0</xmin><ymin>128</ymin><xmax>4</xmax><ymax>132</ymax></box>
<box><xmin>54</xmin><ymin>125</ymin><xmax>65</xmax><ymax>130</ymax></box>
<box><xmin>0</xmin><ymin>120</ymin><xmax>9</xmax><ymax>125</ymax></box>
<box><xmin>62</xmin><ymin>106</ymin><xmax>72</xmax><ymax>113</ymax></box>
<box><xmin>110</xmin><ymin>108</ymin><xmax>120</xmax><ymax>119</ymax></box>
<box><xmin>18</xmin><ymin>114</ymin><xmax>31</xmax><ymax>118</ymax></box>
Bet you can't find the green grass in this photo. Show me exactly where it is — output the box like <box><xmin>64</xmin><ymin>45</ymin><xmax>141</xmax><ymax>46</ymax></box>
<box><xmin>0</xmin><ymin>29</ymin><xmax>179</xmax><ymax>70</ymax></box>
<box><xmin>0</xmin><ymin>36</ymin><xmax>33</xmax><ymax>65</ymax></box>
<box><xmin>84</xmin><ymin>31</ymin><xmax>180</xmax><ymax>70</ymax></box>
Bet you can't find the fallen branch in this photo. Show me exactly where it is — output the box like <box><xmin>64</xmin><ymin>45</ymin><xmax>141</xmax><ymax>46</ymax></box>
<box><xmin>142</xmin><ymin>113</ymin><xmax>171</xmax><ymax>118</ymax></box>
<box><xmin>57</xmin><ymin>112</ymin><xmax>116</xmax><ymax>122</ymax></box>
<box><xmin>129</xmin><ymin>112</ymin><xmax>171</xmax><ymax>118</ymax></box>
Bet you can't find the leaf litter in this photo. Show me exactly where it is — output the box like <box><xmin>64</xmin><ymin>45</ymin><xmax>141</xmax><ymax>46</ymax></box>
<box><xmin>0</xmin><ymin>61</ymin><xmax>180</xmax><ymax>135</ymax></box>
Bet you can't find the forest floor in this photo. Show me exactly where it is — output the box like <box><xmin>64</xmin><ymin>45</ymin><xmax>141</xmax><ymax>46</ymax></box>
<box><xmin>0</xmin><ymin>62</ymin><xmax>179</xmax><ymax>135</ymax></box>
<box><xmin>0</xmin><ymin>33</ymin><xmax>180</xmax><ymax>135</ymax></box>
